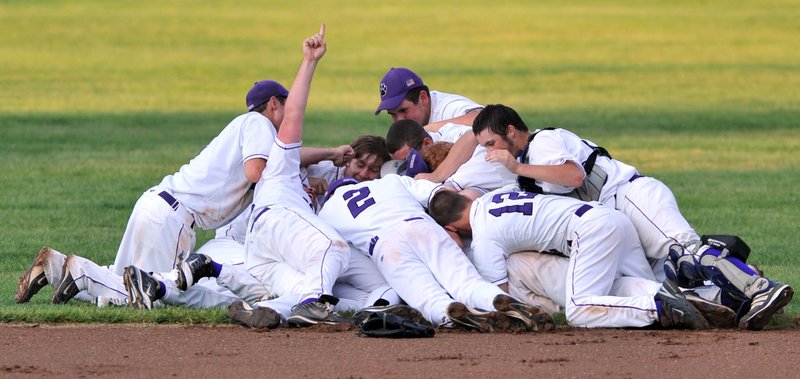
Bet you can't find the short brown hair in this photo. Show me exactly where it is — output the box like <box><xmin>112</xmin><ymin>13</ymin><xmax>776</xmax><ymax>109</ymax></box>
<box><xmin>428</xmin><ymin>190</ymin><xmax>470</xmax><ymax>227</ymax></box>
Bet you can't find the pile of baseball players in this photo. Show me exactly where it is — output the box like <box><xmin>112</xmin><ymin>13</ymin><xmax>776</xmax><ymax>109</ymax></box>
<box><xmin>15</xmin><ymin>25</ymin><xmax>793</xmax><ymax>334</ymax></box>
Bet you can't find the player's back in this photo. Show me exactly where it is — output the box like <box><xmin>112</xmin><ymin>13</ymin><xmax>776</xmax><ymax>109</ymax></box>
<box><xmin>472</xmin><ymin>189</ymin><xmax>587</xmax><ymax>256</ymax></box>
<box><xmin>162</xmin><ymin>112</ymin><xmax>276</xmax><ymax>229</ymax></box>
<box><xmin>318</xmin><ymin>174</ymin><xmax>440</xmax><ymax>254</ymax></box>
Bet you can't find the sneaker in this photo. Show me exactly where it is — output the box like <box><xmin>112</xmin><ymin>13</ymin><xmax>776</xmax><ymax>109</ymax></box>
<box><xmin>683</xmin><ymin>290</ymin><xmax>736</xmax><ymax>328</ymax></box>
<box><xmin>656</xmin><ymin>279</ymin><xmax>710</xmax><ymax>330</ymax></box>
<box><xmin>738</xmin><ymin>282</ymin><xmax>794</xmax><ymax>330</ymax></box>
<box><xmin>15</xmin><ymin>247</ymin><xmax>53</xmax><ymax>303</ymax></box>
<box><xmin>176</xmin><ymin>252</ymin><xmax>213</xmax><ymax>291</ymax></box>
<box><xmin>446</xmin><ymin>302</ymin><xmax>526</xmax><ymax>333</ymax></box>
<box><xmin>352</xmin><ymin>304</ymin><xmax>430</xmax><ymax>327</ymax></box>
<box><xmin>51</xmin><ymin>255</ymin><xmax>82</xmax><ymax>305</ymax></box>
<box><xmin>493</xmin><ymin>294</ymin><xmax>555</xmax><ymax>332</ymax></box>
<box><xmin>287</xmin><ymin>297</ymin><xmax>337</xmax><ymax>327</ymax></box>
<box><xmin>95</xmin><ymin>296</ymin><xmax>127</xmax><ymax>308</ymax></box>
<box><xmin>227</xmin><ymin>300</ymin><xmax>281</xmax><ymax>329</ymax></box>
<box><xmin>123</xmin><ymin>266</ymin><xmax>161</xmax><ymax>310</ymax></box>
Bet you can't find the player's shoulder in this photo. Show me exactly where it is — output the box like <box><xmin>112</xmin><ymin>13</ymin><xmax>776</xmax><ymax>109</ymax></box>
<box><xmin>430</xmin><ymin>90</ymin><xmax>477</xmax><ymax>104</ymax></box>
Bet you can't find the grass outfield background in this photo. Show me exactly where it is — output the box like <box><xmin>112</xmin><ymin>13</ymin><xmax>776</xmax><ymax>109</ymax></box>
<box><xmin>1</xmin><ymin>0</ymin><xmax>798</xmax><ymax>325</ymax></box>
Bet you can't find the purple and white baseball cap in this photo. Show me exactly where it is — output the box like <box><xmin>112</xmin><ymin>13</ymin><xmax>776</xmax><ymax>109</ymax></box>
<box><xmin>404</xmin><ymin>147</ymin><xmax>430</xmax><ymax>177</ymax></box>
<box><xmin>374</xmin><ymin>67</ymin><xmax>424</xmax><ymax>115</ymax></box>
<box><xmin>380</xmin><ymin>148</ymin><xmax>430</xmax><ymax>178</ymax></box>
<box><xmin>246</xmin><ymin>80</ymin><xmax>289</xmax><ymax>111</ymax></box>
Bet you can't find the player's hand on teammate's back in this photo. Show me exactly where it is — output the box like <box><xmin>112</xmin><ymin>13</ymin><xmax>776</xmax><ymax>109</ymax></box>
<box><xmin>304</xmin><ymin>23</ymin><xmax>327</xmax><ymax>61</ymax></box>
<box><xmin>485</xmin><ymin>149</ymin><xmax>519</xmax><ymax>173</ymax></box>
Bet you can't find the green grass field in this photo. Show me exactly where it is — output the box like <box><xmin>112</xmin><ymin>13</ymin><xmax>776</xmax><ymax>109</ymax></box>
<box><xmin>1</xmin><ymin>0</ymin><xmax>798</xmax><ymax>326</ymax></box>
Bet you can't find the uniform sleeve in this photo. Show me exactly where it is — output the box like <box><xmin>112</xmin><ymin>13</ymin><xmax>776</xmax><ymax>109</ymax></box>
<box><xmin>436</xmin><ymin>123</ymin><xmax>470</xmax><ymax>143</ymax></box>
<box><xmin>240</xmin><ymin>115</ymin><xmax>276</xmax><ymax>163</ymax></box>
<box><xmin>527</xmin><ymin>129</ymin><xmax>586</xmax><ymax>193</ymax></box>
<box><xmin>468</xmin><ymin>239</ymin><xmax>509</xmax><ymax>285</ymax></box>
<box><xmin>436</xmin><ymin>93</ymin><xmax>483</xmax><ymax>120</ymax></box>
<box><xmin>396</xmin><ymin>176</ymin><xmax>443</xmax><ymax>208</ymax></box>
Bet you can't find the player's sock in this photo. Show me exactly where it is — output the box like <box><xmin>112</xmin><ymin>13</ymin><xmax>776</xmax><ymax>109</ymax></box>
<box><xmin>155</xmin><ymin>281</ymin><xmax>167</xmax><ymax>301</ymax></box>
<box><xmin>211</xmin><ymin>261</ymin><xmax>223</xmax><ymax>278</ymax></box>
<box><xmin>299</xmin><ymin>297</ymin><xmax>319</xmax><ymax>305</ymax></box>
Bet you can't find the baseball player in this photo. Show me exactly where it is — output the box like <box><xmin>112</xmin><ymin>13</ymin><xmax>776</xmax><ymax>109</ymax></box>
<box><xmin>471</xmin><ymin>103</ymin><xmax>793</xmax><ymax>330</ymax></box>
<box><xmin>301</xmin><ymin>135</ymin><xmax>391</xmax><ymax>209</ymax></box>
<box><xmin>168</xmin><ymin>136</ymin><xmax>398</xmax><ymax>320</ymax></box>
<box><xmin>505</xmin><ymin>251</ymin><xmax>739</xmax><ymax>328</ymax></box>
<box><xmin>112</xmin><ymin>78</ymin><xmax>286</xmax><ymax>277</ymax></box>
<box><xmin>317</xmin><ymin>172</ymin><xmax>554</xmax><ymax>332</ymax></box>
<box><xmin>428</xmin><ymin>188</ymin><xmax>714</xmax><ymax>329</ymax></box>
<box><xmin>385</xmin><ymin>119</ymin><xmax>516</xmax><ymax>194</ymax></box>
<box><xmin>240</xmin><ymin>24</ymin><xmax>356</xmax><ymax>328</ymax></box>
<box><xmin>15</xmin><ymin>78</ymin><xmax>287</xmax><ymax>306</ymax></box>
<box><xmin>14</xmin><ymin>206</ymin><xmax>261</xmax><ymax>309</ymax></box>
<box><xmin>375</xmin><ymin>67</ymin><xmax>485</xmax><ymax>183</ymax></box>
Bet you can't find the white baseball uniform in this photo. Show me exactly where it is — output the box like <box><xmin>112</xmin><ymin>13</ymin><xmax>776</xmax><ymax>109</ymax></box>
<box><xmin>62</xmin><ymin>205</ymin><xmax>266</xmax><ymax>308</ymax></box>
<box><xmin>467</xmin><ymin>187</ymin><xmax>662</xmax><ymax>328</ymax></box>
<box><xmin>427</xmin><ymin>91</ymin><xmax>483</xmax><ymax>123</ymax></box>
<box><xmin>318</xmin><ymin>174</ymin><xmax>506</xmax><ymax>326</ymax></box>
<box><xmin>429</xmin><ymin>123</ymin><xmax>517</xmax><ymax>191</ymax></box>
<box><xmin>523</xmin><ymin>128</ymin><xmax>700</xmax><ymax>280</ymax></box>
<box><xmin>113</xmin><ymin>112</ymin><xmax>276</xmax><ymax>275</ymax></box>
<box><xmin>506</xmin><ymin>251</ymin><xmax>672</xmax><ymax>318</ymax></box>
<box><xmin>246</xmin><ymin>138</ymin><xmax>350</xmax><ymax>308</ymax></box>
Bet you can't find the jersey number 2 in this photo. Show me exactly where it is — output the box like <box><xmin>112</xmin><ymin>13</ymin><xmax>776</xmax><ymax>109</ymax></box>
<box><xmin>344</xmin><ymin>187</ymin><xmax>375</xmax><ymax>218</ymax></box>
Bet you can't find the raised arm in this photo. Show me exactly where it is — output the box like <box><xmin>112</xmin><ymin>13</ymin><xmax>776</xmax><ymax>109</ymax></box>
<box><xmin>277</xmin><ymin>24</ymin><xmax>327</xmax><ymax>145</ymax></box>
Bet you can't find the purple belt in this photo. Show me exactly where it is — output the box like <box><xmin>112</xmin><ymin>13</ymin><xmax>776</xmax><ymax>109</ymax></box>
<box><xmin>368</xmin><ymin>217</ymin><xmax>425</xmax><ymax>256</ymax></box>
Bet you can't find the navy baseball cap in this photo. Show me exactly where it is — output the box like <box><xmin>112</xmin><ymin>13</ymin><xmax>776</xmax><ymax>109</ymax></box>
<box><xmin>246</xmin><ymin>80</ymin><xmax>289</xmax><ymax>111</ymax></box>
<box><xmin>380</xmin><ymin>148</ymin><xmax>430</xmax><ymax>178</ymax></box>
<box><xmin>374</xmin><ymin>67</ymin><xmax>424</xmax><ymax>115</ymax></box>
<box><xmin>404</xmin><ymin>147</ymin><xmax>430</xmax><ymax>177</ymax></box>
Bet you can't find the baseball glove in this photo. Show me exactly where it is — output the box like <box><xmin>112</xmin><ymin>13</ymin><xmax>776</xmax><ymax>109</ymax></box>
<box><xmin>358</xmin><ymin>311</ymin><xmax>435</xmax><ymax>338</ymax></box>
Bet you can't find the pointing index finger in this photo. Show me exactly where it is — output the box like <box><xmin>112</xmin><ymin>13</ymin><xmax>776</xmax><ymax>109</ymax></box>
<box><xmin>319</xmin><ymin>23</ymin><xmax>325</xmax><ymax>39</ymax></box>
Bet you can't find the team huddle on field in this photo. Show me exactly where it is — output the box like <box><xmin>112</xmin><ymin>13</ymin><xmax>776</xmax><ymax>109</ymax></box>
<box><xmin>15</xmin><ymin>26</ymin><xmax>793</xmax><ymax>334</ymax></box>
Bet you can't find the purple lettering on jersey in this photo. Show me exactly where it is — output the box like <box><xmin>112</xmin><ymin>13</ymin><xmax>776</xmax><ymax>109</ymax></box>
<box><xmin>491</xmin><ymin>191</ymin><xmax>537</xmax><ymax>204</ymax></box>
<box><xmin>488</xmin><ymin>202</ymin><xmax>533</xmax><ymax>217</ymax></box>
<box><xmin>344</xmin><ymin>187</ymin><xmax>376</xmax><ymax>218</ymax></box>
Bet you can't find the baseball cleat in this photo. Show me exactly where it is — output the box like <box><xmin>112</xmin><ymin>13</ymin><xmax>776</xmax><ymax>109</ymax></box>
<box><xmin>446</xmin><ymin>302</ymin><xmax>527</xmax><ymax>333</ymax></box>
<box><xmin>655</xmin><ymin>279</ymin><xmax>710</xmax><ymax>330</ymax></box>
<box><xmin>123</xmin><ymin>266</ymin><xmax>161</xmax><ymax>310</ymax></box>
<box><xmin>493</xmin><ymin>294</ymin><xmax>555</xmax><ymax>332</ymax></box>
<box><xmin>738</xmin><ymin>282</ymin><xmax>793</xmax><ymax>331</ymax></box>
<box><xmin>51</xmin><ymin>255</ymin><xmax>82</xmax><ymax>305</ymax></box>
<box><xmin>683</xmin><ymin>290</ymin><xmax>737</xmax><ymax>328</ymax></box>
<box><xmin>287</xmin><ymin>296</ymin><xmax>339</xmax><ymax>327</ymax></box>
<box><xmin>352</xmin><ymin>304</ymin><xmax>431</xmax><ymax>327</ymax></box>
<box><xmin>15</xmin><ymin>247</ymin><xmax>54</xmax><ymax>303</ymax></box>
<box><xmin>176</xmin><ymin>252</ymin><xmax>213</xmax><ymax>291</ymax></box>
<box><xmin>227</xmin><ymin>300</ymin><xmax>281</xmax><ymax>329</ymax></box>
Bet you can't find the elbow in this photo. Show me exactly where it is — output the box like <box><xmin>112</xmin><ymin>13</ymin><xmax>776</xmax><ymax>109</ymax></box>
<box><xmin>245</xmin><ymin>170</ymin><xmax>261</xmax><ymax>184</ymax></box>
<box><xmin>567</xmin><ymin>175</ymin><xmax>585</xmax><ymax>188</ymax></box>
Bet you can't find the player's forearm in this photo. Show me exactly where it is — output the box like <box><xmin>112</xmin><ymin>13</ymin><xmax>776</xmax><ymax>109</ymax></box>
<box><xmin>299</xmin><ymin>146</ymin><xmax>335</xmax><ymax>167</ymax></box>
<box><xmin>428</xmin><ymin>131</ymin><xmax>477</xmax><ymax>182</ymax></box>
<box><xmin>424</xmin><ymin>109</ymin><xmax>481</xmax><ymax>131</ymax></box>
<box><xmin>515</xmin><ymin>161</ymin><xmax>584</xmax><ymax>188</ymax></box>
<box><xmin>279</xmin><ymin>58</ymin><xmax>319</xmax><ymax>144</ymax></box>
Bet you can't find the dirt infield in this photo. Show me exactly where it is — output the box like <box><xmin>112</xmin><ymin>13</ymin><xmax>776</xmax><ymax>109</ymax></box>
<box><xmin>2</xmin><ymin>323</ymin><xmax>799</xmax><ymax>378</ymax></box>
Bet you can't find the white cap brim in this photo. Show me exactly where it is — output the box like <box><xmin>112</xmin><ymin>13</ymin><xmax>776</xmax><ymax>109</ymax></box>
<box><xmin>380</xmin><ymin>160</ymin><xmax>407</xmax><ymax>178</ymax></box>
